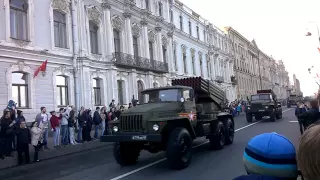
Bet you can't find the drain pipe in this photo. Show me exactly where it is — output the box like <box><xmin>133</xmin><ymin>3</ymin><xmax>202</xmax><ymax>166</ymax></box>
<box><xmin>71</xmin><ymin>0</ymin><xmax>80</xmax><ymax>111</ymax></box>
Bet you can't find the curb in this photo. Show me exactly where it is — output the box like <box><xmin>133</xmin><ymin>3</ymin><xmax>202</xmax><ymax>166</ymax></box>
<box><xmin>0</xmin><ymin>140</ymin><xmax>113</xmax><ymax>170</ymax></box>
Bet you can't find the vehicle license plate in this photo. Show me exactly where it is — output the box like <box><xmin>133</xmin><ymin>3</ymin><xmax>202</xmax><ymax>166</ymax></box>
<box><xmin>132</xmin><ymin>135</ymin><xmax>147</xmax><ymax>140</ymax></box>
<box><xmin>258</xmin><ymin>110</ymin><xmax>265</xmax><ymax>112</ymax></box>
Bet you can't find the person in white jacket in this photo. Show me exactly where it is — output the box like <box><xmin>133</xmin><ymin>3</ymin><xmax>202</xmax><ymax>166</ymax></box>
<box><xmin>30</xmin><ymin>121</ymin><xmax>43</xmax><ymax>162</ymax></box>
<box><xmin>60</xmin><ymin>108</ymin><xmax>70</xmax><ymax>145</ymax></box>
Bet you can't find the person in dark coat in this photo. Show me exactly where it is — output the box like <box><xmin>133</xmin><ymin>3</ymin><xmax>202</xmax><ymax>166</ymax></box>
<box><xmin>93</xmin><ymin>107</ymin><xmax>101</xmax><ymax>139</ymax></box>
<box><xmin>87</xmin><ymin>110</ymin><xmax>93</xmax><ymax>141</ymax></box>
<box><xmin>295</xmin><ymin>102</ymin><xmax>307</xmax><ymax>134</ymax></box>
<box><xmin>0</xmin><ymin>109</ymin><xmax>15</xmax><ymax>157</ymax></box>
<box><xmin>15</xmin><ymin>121</ymin><xmax>31</xmax><ymax>165</ymax></box>
<box><xmin>298</xmin><ymin>99</ymin><xmax>320</xmax><ymax>129</ymax></box>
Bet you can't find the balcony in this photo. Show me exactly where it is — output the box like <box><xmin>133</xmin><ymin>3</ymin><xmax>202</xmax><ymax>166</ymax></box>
<box><xmin>113</xmin><ymin>52</ymin><xmax>168</xmax><ymax>73</ymax></box>
<box><xmin>215</xmin><ymin>76</ymin><xmax>224</xmax><ymax>84</ymax></box>
<box><xmin>231</xmin><ymin>76</ymin><xmax>237</xmax><ymax>85</ymax></box>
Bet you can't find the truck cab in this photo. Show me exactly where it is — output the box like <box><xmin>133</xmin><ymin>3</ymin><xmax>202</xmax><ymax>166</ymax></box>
<box><xmin>287</xmin><ymin>94</ymin><xmax>298</xmax><ymax>108</ymax></box>
<box><xmin>246</xmin><ymin>89</ymin><xmax>282</xmax><ymax>122</ymax></box>
<box><xmin>100</xmin><ymin>77</ymin><xmax>234</xmax><ymax>170</ymax></box>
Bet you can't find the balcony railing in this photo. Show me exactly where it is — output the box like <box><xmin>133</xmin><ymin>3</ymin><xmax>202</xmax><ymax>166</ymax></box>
<box><xmin>113</xmin><ymin>52</ymin><xmax>168</xmax><ymax>73</ymax></box>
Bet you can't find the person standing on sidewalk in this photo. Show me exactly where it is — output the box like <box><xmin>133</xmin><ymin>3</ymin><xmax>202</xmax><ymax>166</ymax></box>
<box><xmin>295</xmin><ymin>101</ymin><xmax>307</xmax><ymax>135</ymax></box>
<box><xmin>68</xmin><ymin>107</ymin><xmax>77</xmax><ymax>145</ymax></box>
<box><xmin>35</xmin><ymin>107</ymin><xmax>49</xmax><ymax>150</ymax></box>
<box><xmin>100</xmin><ymin>107</ymin><xmax>106</xmax><ymax>136</ymax></box>
<box><xmin>60</xmin><ymin>108</ymin><xmax>69</xmax><ymax>145</ymax></box>
<box><xmin>93</xmin><ymin>107</ymin><xmax>102</xmax><ymax>139</ymax></box>
<box><xmin>77</xmin><ymin>107</ymin><xmax>85</xmax><ymax>143</ymax></box>
<box><xmin>50</xmin><ymin>111</ymin><xmax>60</xmax><ymax>148</ymax></box>
<box><xmin>30</xmin><ymin>121</ymin><xmax>43</xmax><ymax>162</ymax></box>
<box><xmin>16</xmin><ymin>120</ymin><xmax>30</xmax><ymax>165</ymax></box>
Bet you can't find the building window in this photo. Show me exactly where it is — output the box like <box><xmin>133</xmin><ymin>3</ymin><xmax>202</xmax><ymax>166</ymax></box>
<box><xmin>117</xmin><ymin>80</ymin><xmax>124</xmax><ymax>105</ymax></box>
<box><xmin>188</xmin><ymin>21</ymin><xmax>192</xmax><ymax>35</ymax></box>
<box><xmin>196</xmin><ymin>26</ymin><xmax>199</xmax><ymax>39</ymax></box>
<box><xmin>93</xmin><ymin>78</ymin><xmax>101</xmax><ymax>106</ymax></box>
<box><xmin>158</xmin><ymin>2</ymin><xmax>163</xmax><ymax>17</ymax></box>
<box><xmin>153</xmin><ymin>82</ymin><xmax>158</xmax><ymax>88</ymax></box>
<box><xmin>192</xmin><ymin>56</ymin><xmax>196</xmax><ymax>75</ymax></box>
<box><xmin>203</xmin><ymin>30</ymin><xmax>206</xmax><ymax>42</ymax></box>
<box><xmin>56</xmin><ymin>75</ymin><xmax>69</xmax><ymax>106</ymax></box>
<box><xmin>199</xmin><ymin>57</ymin><xmax>203</xmax><ymax>77</ymax></box>
<box><xmin>89</xmin><ymin>21</ymin><xmax>99</xmax><ymax>54</ymax></box>
<box><xmin>183</xmin><ymin>53</ymin><xmax>187</xmax><ymax>74</ymax></box>
<box><xmin>145</xmin><ymin>0</ymin><xmax>149</xmax><ymax>10</ymax></box>
<box><xmin>207</xmin><ymin>60</ymin><xmax>210</xmax><ymax>77</ymax></box>
<box><xmin>179</xmin><ymin>16</ymin><xmax>183</xmax><ymax>30</ymax></box>
<box><xmin>10</xmin><ymin>0</ymin><xmax>28</xmax><ymax>40</ymax></box>
<box><xmin>149</xmin><ymin>41</ymin><xmax>154</xmax><ymax>60</ymax></box>
<box><xmin>174</xmin><ymin>46</ymin><xmax>178</xmax><ymax>71</ymax></box>
<box><xmin>137</xmin><ymin>80</ymin><xmax>144</xmax><ymax>104</ymax></box>
<box><xmin>53</xmin><ymin>10</ymin><xmax>67</xmax><ymax>48</ymax></box>
<box><xmin>133</xmin><ymin>36</ymin><xmax>139</xmax><ymax>58</ymax></box>
<box><xmin>170</xmin><ymin>10</ymin><xmax>173</xmax><ymax>23</ymax></box>
<box><xmin>162</xmin><ymin>46</ymin><xmax>167</xmax><ymax>63</ymax></box>
<box><xmin>12</xmin><ymin>72</ymin><xmax>28</xmax><ymax>108</ymax></box>
<box><xmin>113</xmin><ymin>29</ymin><xmax>121</xmax><ymax>52</ymax></box>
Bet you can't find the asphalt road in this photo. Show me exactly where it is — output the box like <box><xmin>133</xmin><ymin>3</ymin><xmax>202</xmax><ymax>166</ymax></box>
<box><xmin>0</xmin><ymin>108</ymin><xmax>300</xmax><ymax>180</ymax></box>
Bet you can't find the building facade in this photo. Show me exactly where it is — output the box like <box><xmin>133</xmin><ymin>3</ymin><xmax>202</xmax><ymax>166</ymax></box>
<box><xmin>224</xmin><ymin>27</ymin><xmax>290</xmax><ymax>101</ymax></box>
<box><xmin>292</xmin><ymin>74</ymin><xmax>302</xmax><ymax>96</ymax></box>
<box><xmin>0</xmin><ymin>0</ymin><xmax>236</xmax><ymax>121</ymax></box>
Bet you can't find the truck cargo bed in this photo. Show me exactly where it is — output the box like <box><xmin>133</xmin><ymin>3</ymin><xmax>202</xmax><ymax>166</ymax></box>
<box><xmin>172</xmin><ymin>77</ymin><xmax>225</xmax><ymax>107</ymax></box>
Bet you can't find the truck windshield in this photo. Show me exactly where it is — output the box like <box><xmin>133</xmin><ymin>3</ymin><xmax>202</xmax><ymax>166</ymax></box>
<box><xmin>142</xmin><ymin>89</ymin><xmax>180</xmax><ymax>103</ymax></box>
<box><xmin>251</xmin><ymin>94</ymin><xmax>271</xmax><ymax>101</ymax></box>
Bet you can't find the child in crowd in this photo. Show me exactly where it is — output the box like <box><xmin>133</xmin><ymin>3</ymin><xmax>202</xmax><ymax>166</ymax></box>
<box><xmin>233</xmin><ymin>132</ymin><xmax>298</xmax><ymax>180</ymax></box>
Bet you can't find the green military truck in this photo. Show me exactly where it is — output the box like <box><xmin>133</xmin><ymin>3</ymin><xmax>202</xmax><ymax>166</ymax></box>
<box><xmin>246</xmin><ymin>89</ymin><xmax>282</xmax><ymax>123</ymax></box>
<box><xmin>287</xmin><ymin>94</ymin><xmax>298</xmax><ymax>108</ymax></box>
<box><xmin>101</xmin><ymin>77</ymin><xmax>234</xmax><ymax>170</ymax></box>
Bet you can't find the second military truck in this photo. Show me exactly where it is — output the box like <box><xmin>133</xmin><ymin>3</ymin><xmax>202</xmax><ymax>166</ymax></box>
<box><xmin>101</xmin><ymin>77</ymin><xmax>234</xmax><ymax>170</ymax></box>
<box><xmin>246</xmin><ymin>89</ymin><xmax>282</xmax><ymax>122</ymax></box>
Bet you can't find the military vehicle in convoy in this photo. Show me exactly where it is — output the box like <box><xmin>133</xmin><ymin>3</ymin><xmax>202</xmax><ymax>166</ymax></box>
<box><xmin>101</xmin><ymin>77</ymin><xmax>234</xmax><ymax>170</ymax></box>
<box><xmin>246</xmin><ymin>89</ymin><xmax>282</xmax><ymax>123</ymax></box>
<box><xmin>287</xmin><ymin>94</ymin><xmax>298</xmax><ymax>108</ymax></box>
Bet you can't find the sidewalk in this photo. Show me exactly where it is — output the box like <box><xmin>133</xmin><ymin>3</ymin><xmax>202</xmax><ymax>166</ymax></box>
<box><xmin>0</xmin><ymin>130</ymin><xmax>112</xmax><ymax>170</ymax></box>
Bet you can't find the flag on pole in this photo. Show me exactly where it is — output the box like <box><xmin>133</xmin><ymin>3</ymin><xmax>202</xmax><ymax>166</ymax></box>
<box><xmin>33</xmin><ymin>60</ymin><xmax>48</xmax><ymax>78</ymax></box>
<box><xmin>306</xmin><ymin>32</ymin><xmax>312</xmax><ymax>36</ymax></box>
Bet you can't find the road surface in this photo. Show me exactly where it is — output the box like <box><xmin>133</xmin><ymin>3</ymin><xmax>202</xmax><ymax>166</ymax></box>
<box><xmin>0</xmin><ymin>108</ymin><xmax>300</xmax><ymax>180</ymax></box>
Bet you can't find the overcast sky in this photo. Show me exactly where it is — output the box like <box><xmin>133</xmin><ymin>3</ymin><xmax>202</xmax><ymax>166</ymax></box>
<box><xmin>180</xmin><ymin>0</ymin><xmax>320</xmax><ymax>96</ymax></box>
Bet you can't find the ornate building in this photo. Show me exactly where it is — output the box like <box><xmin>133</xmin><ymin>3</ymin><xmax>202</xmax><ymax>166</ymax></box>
<box><xmin>0</xmin><ymin>0</ymin><xmax>236</xmax><ymax>121</ymax></box>
<box><xmin>224</xmin><ymin>27</ymin><xmax>290</xmax><ymax>100</ymax></box>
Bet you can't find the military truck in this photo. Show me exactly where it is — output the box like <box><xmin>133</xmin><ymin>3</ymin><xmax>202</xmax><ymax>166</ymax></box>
<box><xmin>287</xmin><ymin>94</ymin><xmax>298</xmax><ymax>108</ymax></box>
<box><xmin>101</xmin><ymin>77</ymin><xmax>234</xmax><ymax>170</ymax></box>
<box><xmin>246</xmin><ymin>89</ymin><xmax>282</xmax><ymax>123</ymax></box>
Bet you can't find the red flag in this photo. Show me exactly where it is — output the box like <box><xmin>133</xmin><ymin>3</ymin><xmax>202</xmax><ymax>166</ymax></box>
<box><xmin>33</xmin><ymin>60</ymin><xmax>48</xmax><ymax>78</ymax></box>
<box><xmin>318</xmin><ymin>47</ymin><xmax>320</xmax><ymax>53</ymax></box>
<box><xmin>306</xmin><ymin>32</ymin><xmax>312</xmax><ymax>36</ymax></box>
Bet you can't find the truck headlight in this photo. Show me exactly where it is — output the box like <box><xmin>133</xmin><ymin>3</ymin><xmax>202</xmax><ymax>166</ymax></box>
<box><xmin>247</xmin><ymin>107</ymin><xmax>250</xmax><ymax>110</ymax></box>
<box><xmin>265</xmin><ymin>106</ymin><xmax>269</xmax><ymax>109</ymax></box>
<box><xmin>153</xmin><ymin>124</ymin><xmax>159</xmax><ymax>131</ymax></box>
<box><xmin>113</xmin><ymin>126</ymin><xmax>118</xmax><ymax>132</ymax></box>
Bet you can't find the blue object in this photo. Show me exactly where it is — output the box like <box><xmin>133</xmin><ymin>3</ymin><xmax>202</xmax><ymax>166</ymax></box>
<box><xmin>243</xmin><ymin>132</ymin><xmax>297</xmax><ymax>178</ymax></box>
<box><xmin>7</xmin><ymin>100</ymin><xmax>17</xmax><ymax>110</ymax></box>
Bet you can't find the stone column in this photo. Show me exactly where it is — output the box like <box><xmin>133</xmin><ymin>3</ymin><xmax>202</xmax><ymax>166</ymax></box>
<box><xmin>155</xmin><ymin>27</ymin><xmax>163</xmax><ymax>62</ymax></box>
<box><xmin>167</xmin><ymin>31</ymin><xmax>174</xmax><ymax>73</ymax></box>
<box><xmin>140</xmin><ymin>19</ymin><xmax>150</xmax><ymax>58</ymax></box>
<box><xmin>123</xmin><ymin>12</ymin><xmax>134</xmax><ymax>55</ymax></box>
<box><xmin>102</xmin><ymin>3</ymin><xmax>113</xmax><ymax>60</ymax></box>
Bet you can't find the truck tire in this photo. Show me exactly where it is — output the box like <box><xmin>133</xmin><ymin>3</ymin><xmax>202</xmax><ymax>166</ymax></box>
<box><xmin>166</xmin><ymin>127</ymin><xmax>193</xmax><ymax>170</ymax></box>
<box><xmin>246</xmin><ymin>113</ymin><xmax>253</xmax><ymax>123</ymax></box>
<box><xmin>255</xmin><ymin>115</ymin><xmax>262</xmax><ymax>121</ymax></box>
<box><xmin>276</xmin><ymin>112</ymin><xmax>282</xmax><ymax>119</ymax></box>
<box><xmin>225</xmin><ymin>118</ymin><xmax>234</xmax><ymax>145</ymax></box>
<box><xmin>209</xmin><ymin>121</ymin><xmax>225</xmax><ymax>150</ymax></box>
<box><xmin>113</xmin><ymin>142</ymin><xmax>140</xmax><ymax>166</ymax></box>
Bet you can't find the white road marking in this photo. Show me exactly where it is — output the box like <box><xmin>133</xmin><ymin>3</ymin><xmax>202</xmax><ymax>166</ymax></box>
<box><xmin>110</xmin><ymin>108</ymin><xmax>293</xmax><ymax>180</ymax></box>
<box><xmin>289</xmin><ymin>121</ymin><xmax>299</xmax><ymax>123</ymax></box>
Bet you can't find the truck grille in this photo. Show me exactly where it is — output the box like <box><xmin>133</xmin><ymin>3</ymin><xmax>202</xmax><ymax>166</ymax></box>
<box><xmin>120</xmin><ymin>114</ymin><xmax>143</xmax><ymax>132</ymax></box>
<box><xmin>251</xmin><ymin>104</ymin><xmax>263</xmax><ymax>111</ymax></box>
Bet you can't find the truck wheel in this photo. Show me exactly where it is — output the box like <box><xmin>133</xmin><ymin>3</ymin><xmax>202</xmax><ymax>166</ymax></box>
<box><xmin>225</xmin><ymin>118</ymin><xmax>235</xmax><ymax>145</ymax></box>
<box><xmin>209</xmin><ymin>121</ymin><xmax>225</xmax><ymax>150</ymax></box>
<box><xmin>113</xmin><ymin>142</ymin><xmax>140</xmax><ymax>166</ymax></box>
<box><xmin>246</xmin><ymin>114</ymin><xmax>253</xmax><ymax>123</ymax></box>
<box><xmin>255</xmin><ymin>115</ymin><xmax>262</xmax><ymax>121</ymax></box>
<box><xmin>166</xmin><ymin>127</ymin><xmax>193</xmax><ymax>170</ymax></box>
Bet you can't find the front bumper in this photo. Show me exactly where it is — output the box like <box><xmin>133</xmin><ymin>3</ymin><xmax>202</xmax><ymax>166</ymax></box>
<box><xmin>249</xmin><ymin>109</ymin><xmax>274</xmax><ymax>116</ymax></box>
<box><xmin>100</xmin><ymin>133</ymin><xmax>162</xmax><ymax>142</ymax></box>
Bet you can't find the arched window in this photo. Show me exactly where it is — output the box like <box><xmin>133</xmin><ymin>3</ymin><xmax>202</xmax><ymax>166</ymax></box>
<box><xmin>183</xmin><ymin>52</ymin><xmax>187</xmax><ymax>74</ymax></box>
<box><xmin>173</xmin><ymin>45</ymin><xmax>178</xmax><ymax>71</ymax></box>
<box><xmin>12</xmin><ymin>72</ymin><xmax>28</xmax><ymax>108</ymax></box>
<box><xmin>56</xmin><ymin>75</ymin><xmax>69</xmax><ymax>106</ymax></box>
<box><xmin>117</xmin><ymin>80</ymin><xmax>124</xmax><ymax>105</ymax></box>
<box><xmin>113</xmin><ymin>29</ymin><xmax>121</xmax><ymax>53</ymax></box>
<box><xmin>153</xmin><ymin>82</ymin><xmax>158</xmax><ymax>88</ymax></box>
<box><xmin>133</xmin><ymin>36</ymin><xmax>139</xmax><ymax>58</ymax></box>
<box><xmin>10</xmin><ymin>0</ymin><xmax>29</xmax><ymax>40</ymax></box>
<box><xmin>93</xmin><ymin>78</ymin><xmax>101</xmax><ymax>105</ymax></box>
<box><xmin>199</xmin><ymin>57</ymin><xmax>203</xmax><ymax>77</ymax></box>
<box><xmin>53</xmin><ymin>10</ymin><xmax>67</xmax><ymax>48</ymax></box>
<box><xmin>192</xmin><ymin>55</ymin><xmax>196</xmax><ymax>75</ymax></box>
<box><xmin>162</xmin><ymin>45</ymin><xmax>167</xmax><ymax>63</ymax></box>
<box><xmin>149</xmin><ymin>41</ymin><xmax>154</xmax><ymax>60</ymax></box>
<box><xmin>137</xmin><ymin>80</ymin><xmax>144</xmax><ymax>104</ymax></box>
